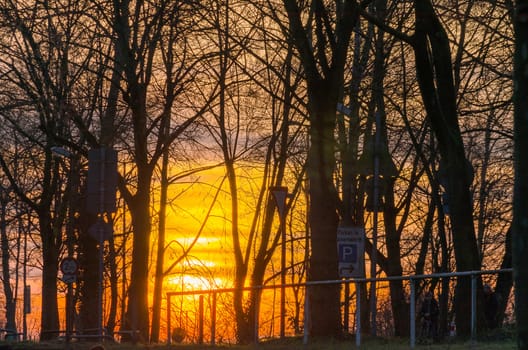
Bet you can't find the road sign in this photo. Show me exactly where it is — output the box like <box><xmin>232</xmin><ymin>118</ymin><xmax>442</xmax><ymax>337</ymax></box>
<box><xmin>24</xmin><ymin>285</ymin><xmax>31</xmax><ymax>314</ymax></box>
<box><xmin>337</xmin><ymin>226</ymin><xmax>365</xmax><ymax>278</ymax></box>
<box><xmin>86</xmin><ymin>147</ymin><xmax>118</xmax><ymax>214</ymax></box>
<box><xmin>62</xmin><ymin>273</ymin><xmax>77</xmax><ymax>284</ymax></box>
<box><xmin>88</xmin><ymin>219</ymin><xmax>113</xmax><ymax>241</ymax></box>
<box><xmin>60</xmin><ymin>257</ymin><xmax>79</xmax><ymax>284</ymax></box>
<box><xmin>60</xmin><ymin>257</ymin><xmax>79</xmax><ymax>275</ymax></box>
<box><xmin>269</xmin><ymin>186</ymin><xmax>288</xmax><ymax>218</ymax></box>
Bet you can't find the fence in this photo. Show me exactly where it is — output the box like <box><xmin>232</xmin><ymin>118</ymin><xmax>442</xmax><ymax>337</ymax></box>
<box><xmin>166</xmin><ymin>269</ymin><xmax>513</xmax><ymax>347</ymax></box>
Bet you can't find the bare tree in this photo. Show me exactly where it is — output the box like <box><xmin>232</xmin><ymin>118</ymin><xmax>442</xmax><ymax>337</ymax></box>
<box><xmin>282</xmin><ymin>0</ymin><xmax>361</xmax><ymax>338</ymax></box>
<box><xmin>0</xmin><ymin>0</ymin><xmax>98</xmax><ymax>338</ymax></box>
<box><xmin>512</xmin><ymin>1</ymin><xmax>528</xmax><ymax>348</ymax></box>
<box><xmin>0</xmin><ymin>183</ymin><xmax>16</xmax><ymax>336</ymax></box>
<box><xmin>189</xmin><ymin>0</ymin><xmax>312</xmax><ymax>342</ymax></box>
<box><xmin>91</xmin><ymin>0</ymin><xmax>209</xmax><ymax>340</ymax></box>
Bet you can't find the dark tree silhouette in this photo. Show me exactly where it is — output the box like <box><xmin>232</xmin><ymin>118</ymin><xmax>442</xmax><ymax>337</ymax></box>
<box><xmin>512</xmin><ymin>1</ymin><xmax>528</xmax><ymax>349</ymax></box>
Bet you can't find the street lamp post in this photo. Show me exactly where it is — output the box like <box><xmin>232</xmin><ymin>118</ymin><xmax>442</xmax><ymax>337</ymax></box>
<box><xmin>270</xmin><ymin>186</ymin><xmax>289</xmax><ymax>339</ymax></box>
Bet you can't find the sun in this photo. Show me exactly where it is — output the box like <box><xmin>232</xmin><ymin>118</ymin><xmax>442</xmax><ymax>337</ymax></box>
<box><xmin>165</xmin><ymin>274</ymin><xmax>226</xmax><ymax>291</ymax></box>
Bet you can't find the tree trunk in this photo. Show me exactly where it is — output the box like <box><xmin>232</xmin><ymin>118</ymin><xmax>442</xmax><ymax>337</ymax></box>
<box><xmin>307</xmin><ymin>82</ymin><xmax>341</xmax><ymax>337</ymax></box>
<box><xmin>383</xmin><ymin>179</ymin><xmax>409</xmax><ymax>336</ymax></box>
<box><xmin>228</xmin><ymin>160</ymin><xmax>249</xmax><ymax>343</ymax></box>
<box><xmin>150</xmin><ymin>133</ymin><xmax>170</xmax><ymax>343</ymax></box>
<box><xmin>512</xmin><ymin>1</ymin><xmax>528</xmax><ymax>348</ymax></box>
<box><xmin>116</xmin><ymin>30</ymin><xmax>154</xmax><ymax>339</ymax></box>
<box><xmin>106</xmin><ymin>230</ymin><xmax>119</xmax><ymax>336</ymax></box>
<box><xmin>124</xmin><ymin>181</ymin><xmax>152</xmax><ymax>342</ymax></box>
<box><xmin>495</xmin><ymin>226</ymin><xmax>512</xmax><ymax>327</ymax></box>
<box><xmin>370</xmin><ymin>0</ymin><xmax>409</xmax><ymax>334</ymax></box>
<box><xmin>39</xmin><ymin>214</ymin><xmax>60</xmax><ymax>340</ymax></box>
<box><xmin>78</xmin><ymin>212</ymin><xmax>99</xmax><ymax>336</ymax></box>
<box><xmin>282</xmin><ymin>0</ymin><xmax>359</xmax><ymax>338</ymax></box>
<box><xmin>413</xmin><ymin>0</ymin><xmax>481</xmax><ymax>336</ymax></box>
<box><xmin>0</xmin><ymin>195</ymin><xmax>17</xmax><ymax>338</ymax></box>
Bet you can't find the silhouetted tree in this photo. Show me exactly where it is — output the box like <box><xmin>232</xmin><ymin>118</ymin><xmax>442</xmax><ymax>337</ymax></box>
<box><xmin>512</xmin><ymin>1</ymin><xmax>528</xmax><ymax>348</ymax></box>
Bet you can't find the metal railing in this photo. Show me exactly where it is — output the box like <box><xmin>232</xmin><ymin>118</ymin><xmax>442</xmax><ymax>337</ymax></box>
<box><xmin>166</xmin><ymin>269</ymin><xmax>513</xmax><ymax>347</ymax></box>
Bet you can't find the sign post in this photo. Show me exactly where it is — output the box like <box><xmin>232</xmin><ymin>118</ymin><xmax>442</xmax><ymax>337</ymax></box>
<box><xmin>337</xmin><ymin>226</ymin><xmax>365</xmax><ymax>278</ymax></box>
<box><xmin>60</xmin><ymin>257</ymin><xmax>78</xmax><ymax>347</ymax></box>
<box><xmin>269</xmin><ymin>186</ymin><xmax>288</xmax><ymax>339</ymax></box>
<box><xmin>87</xmin><ymin>147</ymin><xmax>117</xmax><ymax>342</ymax></box>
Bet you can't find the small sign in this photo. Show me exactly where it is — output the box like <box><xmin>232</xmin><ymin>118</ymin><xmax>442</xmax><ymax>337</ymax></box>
<box><xmin>337</xmin><ymin>226</ymin><xmax>365</xmax><ymax>278</ymax></box>
<box><xmin>62</xmin><ymin>273</ymin><xmax>77</xmax><ymax>284</ymax></box>
<box><xmin>269</xmin><ymin>186</ymin><xmax>288</xmax><ymax>218</ymax></box>
<box><xmin>60</xmin><ymin>257</ymin><xmax>79</xmax><ymax>275</ymax></box>
<box><xmin>24</xmin><ymin>285</ymin><xmax>31</xmax><ymax>314</ymax></box>
<box><xmin>86</xmin><ymin>147</ymin><xmax>118</xmax><ymax>214</ymax></box>
<box><xmin>88</xmin><ymin>219</ymin><xmax>113</xmax><ymax>241</ymax></box>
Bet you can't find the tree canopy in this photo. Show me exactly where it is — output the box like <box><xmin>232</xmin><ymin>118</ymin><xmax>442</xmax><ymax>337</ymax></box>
<box><xmin>0</xmin><ymin>0</ymin><xmax>519</xmax><ymax>344</ymax></box>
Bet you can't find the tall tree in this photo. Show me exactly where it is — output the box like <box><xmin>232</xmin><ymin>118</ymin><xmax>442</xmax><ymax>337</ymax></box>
<box><xmin>0</xmin><ymin>185</ymin><xmax>16</xmax><ymax>337</ymax></box>
<box><xmin>102</xmin><ymin>0</ymin><xmax>206</xmax><ymax>339</ymax></box>
<box><xmin>282</xmin><ymin>0</ymin><xmax>360</xmax><ymax>337</ymax></box>
<box><xmin>411</xmin><ymin>0</ymin><xmax>482</xmax><ymax>335</ymax></box>
<box><xmin>512</xmin><ymin>1</ymin><xmax>528</xmax><ymax>348</ymax></box>
<box><xmin>198</xmin><ymin>0</ymin><xmax>303</xmax><ymax>342</ymax></box>
<box><xmin>0</xmin><ymin>0</ymin><xmax>96</xmax><ymax>338</ymax></box>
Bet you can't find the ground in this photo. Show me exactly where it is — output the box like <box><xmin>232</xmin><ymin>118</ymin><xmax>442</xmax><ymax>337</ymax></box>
<box><xmin>0</xmin><ymin>336</ymin><xmax>517</xmax><ymax>350</ymax></box>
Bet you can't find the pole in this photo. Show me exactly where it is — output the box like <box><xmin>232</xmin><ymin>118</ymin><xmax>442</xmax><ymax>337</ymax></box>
<box><xmin>66</xmin><ymin>283</ymin><xmax>73</xmax><ymax>347</ymax></box>
<box><xmin>211</xmin><ymin>292</ymin><xmax>217</xmax><ymax>345</ymax></box>
<box><xmin>344</xmin><ymin>282</ymin><xmax>350</xmax><ymax>332</ymax></box>
<box><xmin>98</xmin><ymin>230</ymin><xmax>104</xmax><ymax>340</ymax></box>
<box><xmin>410</xmin><ymin>279</ymin><xmax>416</xmax><ymax>348</ymax></box>
<box><xmin>98</xmin><ymin>148</ymin><xmax>106</xmax><ymax>341</ymax></box>
<box><xmin>121</xmin><ymin>161</ymin><xmax>126</xmax><ymax>329</ymax></box>
<box><xmin>280</xmin><ymin>213</ymin><xmax>286</xmax><ymax>339</ymax></box>
<box><xmin>355</xmin><ymin>281</ymin><xmax>361</xmax><ymax>347</ymax></box>
<box><xmin>66</xmin><ymin>157</ymin><xmax>76</xmax><ymax>347</ymax></box>
<box><xmin>22</xmin><ymin>203</ymin><xmax>28</xmax><ymax>341</ymax></box>
<box><xmin>370</xmin><ymin>112</ymin><xmax>381</xmax><ymax>336</ymax></box>
<box><xmin>198</xmin><ymin>295</ymin><xmax>204</xmax><ymax>344</ymax></box>
<box><xmin>167</xmin><ymin>294</ymin><xmax>172</xmax><ymax>344</ymax></box>
<box><xmin>254</xmin><ymin>288</ymin><xmax>260</xmax><ymax>344</ymax></box>
<box><xmin>471</xmin><ymin>275</ymin><xmax>477</xmax><ymax>343</ymax></box>
<box><xmin>303</xmin><ymin>286</ymin><xmax>310</xmax><ymax>345</ymax></box>
<box><xmin>270</xmin><ymin>186</ymin><xmax>288</xmax><ymax>339</ymax></box>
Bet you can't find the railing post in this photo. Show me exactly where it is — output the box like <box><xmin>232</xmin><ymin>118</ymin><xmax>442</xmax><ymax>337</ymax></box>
<box><xmin>254</xmin><ymin>287</ymin><xmax>260</xmax><ymax>344</ymax></box>
<box><xmin>303</xmin><ymin>284</ymin><xmax>310</xmax><ymax>345</ymax></box>
<box><xmin>471</xmin><ymin>274</ymin><xmax>477</xmax><ymax>343</ymax></box>
<box><xmin>211</xmin><ymin>292</ymin><xmax>216</xmax><ymax>345</ymax></box>
<box><xmin>344</xmin><ymin>281</ymin><xmax>350</xmax><ymax>333</ymax></box>
<box><xmin>167</xmin><ymin>294</ymin><xmax>171</xmax><ymax>344</ymax></box>
<box><xmin>410</xmin><ymin>278</ymin><xmax>416</xmax><ymax>348</ymax></box>
<box><xmin>355</xmin><ymin>281</ymin><xmax>361</xmax><ymax>347</ymax></box>
<box><xmin>199</xmin><ymin>295</ymin><xmax>204</xmax><ymax>345</ymax></box>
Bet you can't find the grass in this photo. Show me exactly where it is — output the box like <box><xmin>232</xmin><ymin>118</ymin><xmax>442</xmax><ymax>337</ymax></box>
<box><xmin>2</xmin><ymin>336</ymin><xmax>517</xmax><ymax>350</ymax></box>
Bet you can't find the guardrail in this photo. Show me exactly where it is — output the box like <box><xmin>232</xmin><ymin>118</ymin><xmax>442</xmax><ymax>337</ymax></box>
<box><xmin>166</xmin><ymin>269</ymin><xmax>513</xmax><ymax>347</ymax></box>
<box><xmin>41</xmin><ymin>328</ymin><xmax>115</xmax><ymax>343</ymax></box>
<box><xmin>0</xmin><ymin>328</ymin><xmax>23</xmax><ymax>341</ymax></box>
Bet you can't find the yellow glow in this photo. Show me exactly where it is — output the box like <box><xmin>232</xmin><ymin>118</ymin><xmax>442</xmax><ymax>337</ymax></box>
<box><xmin>143</xmin><ymin>162</ymin><xmax>288</xmax><ymax>343</ymax></box>
<box><xmin>165</xmin><ymin>275</ymin><xmax>227</xmax><ymax>291</ymax></box>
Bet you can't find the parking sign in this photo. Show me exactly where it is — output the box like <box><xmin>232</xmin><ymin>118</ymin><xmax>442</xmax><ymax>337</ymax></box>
<box><xmin>337</xmin><ymin>226</ymin><xmax>365</xmax><ymax>278</ymax></box>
